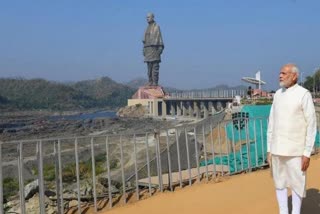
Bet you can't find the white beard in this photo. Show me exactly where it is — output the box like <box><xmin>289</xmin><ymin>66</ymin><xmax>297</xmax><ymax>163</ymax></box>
<box><xmin>279</xmin><ymin>80</ymin><xmax>292</xmax><ymax>88</ymax></box>
<box><xmin>279</xmin><ymin>81</ymin><xmax>286</xmax><ymax>87</ymax></box>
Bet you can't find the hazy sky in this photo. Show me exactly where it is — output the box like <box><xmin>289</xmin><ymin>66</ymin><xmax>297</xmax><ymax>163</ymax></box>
<box><xmin>1</xmin><ymin>0</ymin><xmax>319</xmax><ymax>90</ymax></box>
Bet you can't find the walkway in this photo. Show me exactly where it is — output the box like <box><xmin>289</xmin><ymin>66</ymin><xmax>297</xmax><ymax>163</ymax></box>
<box><xmin>102</xmin><ymin>154</ymin><xmax>320</xmax><ymax>214</ymax></box>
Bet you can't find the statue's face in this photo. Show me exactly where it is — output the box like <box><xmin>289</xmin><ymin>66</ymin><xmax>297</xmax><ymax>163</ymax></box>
<box><xmin>146</xmin><ymin>13</ymin><xmax>154</xmax><ymax>24</ymax></box>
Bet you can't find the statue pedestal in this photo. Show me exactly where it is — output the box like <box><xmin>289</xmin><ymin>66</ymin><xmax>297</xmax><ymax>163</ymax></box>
<box><xmin>132</xmin><ymin>85</ymin><xmax>166</xmax><ymax>99</ymax></box>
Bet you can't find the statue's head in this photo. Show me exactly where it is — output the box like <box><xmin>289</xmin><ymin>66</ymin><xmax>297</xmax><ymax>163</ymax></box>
<box><xmin>146</xmin><ymin>13</ymin><xmax>155</xmax><ymax>24</ymax></box>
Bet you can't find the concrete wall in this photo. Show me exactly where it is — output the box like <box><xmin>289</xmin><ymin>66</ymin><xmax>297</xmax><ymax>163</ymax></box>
<box><xmin>128</xmin><ymin>99</ymin><xmax>151</xmax><ymax>107</ymax></box>
<box><xmin>128</xmin><ymin>99</ymin><xmax>166</xmax><ymax>117</ymax></box>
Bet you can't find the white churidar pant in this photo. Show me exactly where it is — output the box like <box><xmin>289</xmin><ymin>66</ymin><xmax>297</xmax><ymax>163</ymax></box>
<box><xmin>272</xmin><ymin>155</ymin><xmax>306</xmax><ymax>198</ymax></box>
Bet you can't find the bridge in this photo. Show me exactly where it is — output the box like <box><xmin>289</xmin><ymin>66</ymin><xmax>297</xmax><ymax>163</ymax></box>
<box><xmin>129</xmin><ymin>89</ymin><xmax>246</xmax><ymax>118</ymax></box>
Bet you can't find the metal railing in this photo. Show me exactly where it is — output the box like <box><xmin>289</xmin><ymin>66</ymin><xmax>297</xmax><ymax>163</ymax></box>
<box><xmin>1</xmin><ymin>114</ymin><xmax>319</xmax><ymax>213</ymax></box>
<box><xmin>168</xmin><ymin>89</ymin><xmax>246</xmax><ymax>99</ymax></box>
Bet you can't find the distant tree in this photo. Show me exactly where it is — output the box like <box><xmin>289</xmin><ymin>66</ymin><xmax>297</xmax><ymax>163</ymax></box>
<box><xmin>304</xmin><ymin>76</ymin><xmax>314</xmax><ymax>91</ymax></box>
<box><xmin>303</xmin><ymin>68</ymin><xmax>320</xmax><ymax>92</ymax></box>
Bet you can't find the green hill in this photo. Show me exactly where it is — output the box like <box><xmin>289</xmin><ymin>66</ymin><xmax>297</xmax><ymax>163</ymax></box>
<box><xmin>0</xmin><ymin>77</ymin><xmax>134</xmax><ymax>110</ymax></box>
<box><xmin>125</xmin><ymin>78</ymin><xmax>148</xmax><ymax>89</ymax></box>
<box><xmin>72</xmin><ymin>77</ymin><xmax>135</xmax><ymax>108</ymax></box>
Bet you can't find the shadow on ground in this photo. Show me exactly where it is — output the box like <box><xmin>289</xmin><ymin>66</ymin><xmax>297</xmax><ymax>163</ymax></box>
<box><xmin>288</xmin><ymin>188</ymin><xmax>320</xmax><ymax>213</ymax></box>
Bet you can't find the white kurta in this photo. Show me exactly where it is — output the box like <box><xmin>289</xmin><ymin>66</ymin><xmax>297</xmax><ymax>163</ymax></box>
<box><xmin>267</xmin><ymin>84</ymin><xmax>316</xmax><ymax>198</ymax></box>
<box><xmin>271</xmin><ymin>155</ymin><xmax>306</xmax><ymax>197</ymax></box>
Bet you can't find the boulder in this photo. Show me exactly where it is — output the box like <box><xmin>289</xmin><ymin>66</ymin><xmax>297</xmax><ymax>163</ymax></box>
<box><xmin>68</xmin><ymin>200</ymin><xmax>79</xmax><ymax>208</ymax></box>
<box><xmin>6</xmin><ymin>193</ymin><xmax>56</xmax><ymax>214</ymax></box>
<box><xmin>98</xmin><ymin>175</ymin><xmax>122</xmax><ymax>188</ymax></box>
<box><xmin>24</xmin><ymin>179</ymin><xmax>39</xmax><ymax>200</ymax></box>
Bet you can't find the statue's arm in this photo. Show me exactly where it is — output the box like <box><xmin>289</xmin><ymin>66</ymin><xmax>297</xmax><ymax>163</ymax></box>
<box><xmin>142</xmin><ymin>35</ymin><xmax>146</xmax><ymax>56</ymax></box>
<box><xmin>155</xmin><ymin>26</ymin><xmax>164</xmax><ymax>54</ymax></box>
<box><xmin>157</xmin><ymin>45</ymin><xmax>164</xmax><ymax>55</ymax></box>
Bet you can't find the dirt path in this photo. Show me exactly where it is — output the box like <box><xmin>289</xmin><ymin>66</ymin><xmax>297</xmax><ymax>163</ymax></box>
<box><xmin>101</xmin><ymin>154</ymin><xmax>320</xmax><ymax>214</ymax></box>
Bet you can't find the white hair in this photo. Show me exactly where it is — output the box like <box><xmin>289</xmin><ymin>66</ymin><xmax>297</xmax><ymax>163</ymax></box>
<box><xmin>291</xmin><ymin>65</ymin><xmax>299</xmax><ymax>74</ymax></box>
<box><xmin>280</xmin><ymin>64</ymin><xmax>300</xmax><ymax>87</ymax></box>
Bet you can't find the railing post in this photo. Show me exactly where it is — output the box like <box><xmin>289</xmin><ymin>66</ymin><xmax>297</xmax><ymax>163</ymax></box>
<box><xmin>193</xmin><ymin>127</ymin><xmax>200</xmax><ymax>182</ymax></box>
<box><xmin>18</xmin><ymin>142</ymin><xmax>26</xmax><ymax>214</ymax></box>
<box><xmin>165</xmin><ymin>130</ymin><xmax>173</xmax><ymax>191</ymax></box>
<box><xmin>57</xmin><ymin>140</ymin><xmax>64</xmax><ymax>214</ymax></box>
<box><xmin>37</xmin><ymin>141</ymin><xmax>45</xmax><ymax>214</ymax></box>
<box><xmin>74</xmin><ymin>138</ymin><xmax>81</xmax><ymax>214</ymax></box>
<box><xmin>316</xmin><ymin>116</ymin><xmax>320</xmax><ymax>154</ymax></box>
<box><xmin>231</xmin><ymin>120</ymin><xmax>238</xmax><ymax>173</ymax></box>
<box><xmin>224</xmin><ymin>124</ymin><xmax>231</xmax><ymax>175</ymax></box>
<box><xmin>105</xmin><ymin>136</ymin><xmax>113</xmax><ymax>208</ymax></box>
<box><xmin>0</xmin><ymin>143</ymin><xmax>3</xmax><ymax>214</ymax></box>
<box><xmin>237</xmin><ymin>120</ymin><xmax>244</xmax><ymax>171</ymax></box>
<box><xmin>202</xmin><ymin>125</ymin><xmax>209</xmax><ymax>181</ymax></box>
<box><xmin>145</xmin><ymin>133</ymin><xmax>152</xmax><ymax>196</ymax></box>
<box><xmin>260</xmin><ymin>120</ymin><xmax>266</xmax><ymax>163</ymax></box>
<box><xmin>209</xmin><ymin>124</ymin><xmax>217</xmax><ymax>178</ymax></box>
<box><xmin>156</xmin><ymin>131</ymin><xmax>163</xmax><ymax>192</ymax></box>
<box><xmin>184</xmin><ymin>128</ymin><xmax>192</xmax><ymax>186</ymax></box>
<box><xmin>253</xmin><ymin>120</ymin><xmax>259</xmax><ymax>167</ymax></box>
<box><xmin>175</xmin><ymin>129</ymin><xmax>183</xmax><ymax>188</ymax></box>
<box><xmin>119</xmin><ymin>135</ymin><xmax>126</xmax><ymax>204</ymax></box>
<box><xmin>245</xmin><ymin>119</ymin><xmax>251</xmax><ymax>172</ymax></box>
<box><xmin>133</xmin><ymin>134</ymin><xmax>140</xmax><ymax>200</ymax></box>
<box><xmin>54</xmin><ymin>142</ymin><xmax>61</xmax><ymax>214</ymax></box>
<box><xmin>90</xmin><ymin>137</ymin><xmax>98</xmax><ymax>212</ymax></box>
<box><xmin>217</xmin><ymin>123</ymin><xmax>224</xmax><ymax>176</ymax></box>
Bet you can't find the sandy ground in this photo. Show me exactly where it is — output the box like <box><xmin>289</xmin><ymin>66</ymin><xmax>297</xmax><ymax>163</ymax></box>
<box><xmin>100</xmin><ymin>154</ymin><xmax>320</xmax><ymax>214</ymax></box>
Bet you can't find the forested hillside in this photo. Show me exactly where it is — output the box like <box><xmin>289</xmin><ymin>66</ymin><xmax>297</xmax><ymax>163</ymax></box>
<box><xmin>0</xmin><ymin>77</ymin><xmax>135</xmax><ymax>110</ymax></box>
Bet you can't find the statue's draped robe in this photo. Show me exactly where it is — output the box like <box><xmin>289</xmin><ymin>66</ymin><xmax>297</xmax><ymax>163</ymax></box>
<box><xmin>143</xmin><ymin>22</ymin><xmax>164</xmax><ymax>62</ymax></box>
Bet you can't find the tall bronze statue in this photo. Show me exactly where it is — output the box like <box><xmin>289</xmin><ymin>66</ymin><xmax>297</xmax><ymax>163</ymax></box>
<box><xmin>143</xmin><ymin>13</ymin><xmax>164</xmax><ymax>86</ymax></box>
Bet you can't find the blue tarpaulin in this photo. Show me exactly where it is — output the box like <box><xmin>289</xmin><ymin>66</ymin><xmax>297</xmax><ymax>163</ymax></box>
<box><xmin>200</xmin><ymin>105</ymin><xmax>320</xmax><ymax>173</ymax></box>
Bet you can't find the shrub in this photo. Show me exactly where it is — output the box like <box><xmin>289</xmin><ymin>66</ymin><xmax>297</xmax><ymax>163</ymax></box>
<box><xmin>43</xmin><ymin>164</ymin><xmax>56</xmax><ymax>181</ymax></box>
<box><xmin>62</xmin><ymin>158</ymin><xmax>107</xmax><ymax>183</ymax></box>
<box><xmin>3</xmin><ymin>178</ymin><xmax>19</xmax><ymax>202</ymax></box>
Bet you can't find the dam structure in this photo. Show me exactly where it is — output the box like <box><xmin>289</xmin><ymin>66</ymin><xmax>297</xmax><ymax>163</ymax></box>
<box><xmin>128</xmin><ymin>86</ymin><xmax>246</xmax><ymax>119</ymax></box>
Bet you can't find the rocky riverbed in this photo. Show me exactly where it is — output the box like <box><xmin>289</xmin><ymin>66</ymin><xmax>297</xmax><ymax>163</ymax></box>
<box><xmin>0</xmin><ymin>111</ymin><xmax>189</xmax><ymax>142</ymax></box>
<box><xmin>0</xmin><ymin>110</ymin><xmax>194</xmax><ymax>177</ymax></box>
<box><xmin>1</xmin><ymin>110</ymin><xmax>223</xmax><ymax>213</ymax></box>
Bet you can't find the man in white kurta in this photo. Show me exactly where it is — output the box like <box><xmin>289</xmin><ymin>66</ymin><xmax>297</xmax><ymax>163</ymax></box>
<box><xmin>267</xmin><ymin>64</ymin><xmax>316</xmax><ymax>214</ymax></box>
